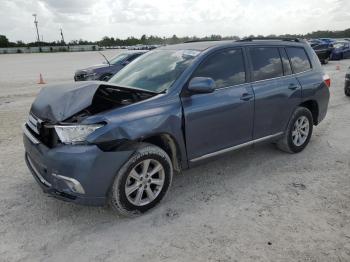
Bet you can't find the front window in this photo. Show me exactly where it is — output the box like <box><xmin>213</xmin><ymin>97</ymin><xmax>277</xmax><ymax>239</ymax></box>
<box><xmin>191</xmin><ymin>48</ymin><xmax>246</xmax><ymax>88</ymax></box>
<box><xmin>109</xmin><ymin>50</ymin><xmax>199</xmax><ymax>93</ymax></box>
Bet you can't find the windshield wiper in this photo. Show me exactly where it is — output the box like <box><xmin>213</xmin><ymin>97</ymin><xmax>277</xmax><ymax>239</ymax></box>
<box><xmin>103</xmin><ymin>83</ymin><xmax>161</xmax><ymax>95</ymax></box>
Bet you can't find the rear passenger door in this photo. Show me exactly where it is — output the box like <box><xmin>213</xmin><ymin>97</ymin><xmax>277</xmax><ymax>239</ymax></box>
<box><xmin>248</xmin><ymin>46</ymin><xmax>302</xmax><ymax>139</ymax></box>
<box><xmin>182</xmin><ymin>48</ymin><xmax>254</xmax><ymax>161</ymax></box>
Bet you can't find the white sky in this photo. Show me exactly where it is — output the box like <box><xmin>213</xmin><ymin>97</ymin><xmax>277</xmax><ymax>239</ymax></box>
<box><xmin>1</xmin><ymin>0</ymin><xmax>349</xmax><ymax>42</ymax></box>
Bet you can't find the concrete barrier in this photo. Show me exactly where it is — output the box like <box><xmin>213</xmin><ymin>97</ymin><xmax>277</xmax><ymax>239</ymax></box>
<box><xmin>0</xmin><ymin>45</ymin><xmax>99</xmax><ymax>54</ymax></box>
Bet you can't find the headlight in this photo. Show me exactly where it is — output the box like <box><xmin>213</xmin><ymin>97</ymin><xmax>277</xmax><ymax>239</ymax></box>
<box><xmin>85</xmin><ymin>72</ymin><xmax>98</xmax><ymax>80</ymax></box>
<box><xmin>54</xmin><ymin>124</ymin><xmax>103</xmax><ymax>144</ymax></box>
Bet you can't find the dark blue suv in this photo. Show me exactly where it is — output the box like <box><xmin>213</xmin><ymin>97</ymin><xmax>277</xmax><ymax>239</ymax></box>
<box><xmin>23</xmin><ymin>38</ymin><xmax>330</xmax><ymax>216</ymax></box>
<box><xmin>74</xmin><ymin>51</ymin><xmax>147</xmax><ymax>82</ymax></box>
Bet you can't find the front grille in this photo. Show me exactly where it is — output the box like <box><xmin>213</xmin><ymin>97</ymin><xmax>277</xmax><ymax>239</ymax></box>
<box><xmin>26</xmin><ymin>113</ymin><xmax>59</xmax><ymax>148</ymax></box>
<box><xmin>26</xmin><ymin>113</ymin><xmax>41</xmax><ymax>134</ymax></box>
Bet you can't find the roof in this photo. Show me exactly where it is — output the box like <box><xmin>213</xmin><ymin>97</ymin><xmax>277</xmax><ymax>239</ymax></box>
<box><xmin>126</xmin><ymin>50</ymin><xmax>149</xmax><ymax>54</ymax></box>
<box><xmin>159</xmin><ymin>39</ymin><xmax>306</xmax><ymax>52</ymax></box>
<box><xmin>159</xmin><ymin>40</ymin><xmax>234</xmax><ymax>51</ymax></box>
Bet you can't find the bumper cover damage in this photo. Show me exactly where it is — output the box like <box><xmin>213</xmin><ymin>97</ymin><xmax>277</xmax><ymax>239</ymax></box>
<box><xmin>23</xmin><ymin>130</ymin><xmax>133</xmax><ymax>206</ymax></box>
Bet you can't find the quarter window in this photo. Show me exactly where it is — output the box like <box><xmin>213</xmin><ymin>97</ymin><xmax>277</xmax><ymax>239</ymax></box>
<box><xmin>286</xmin><ymin>47</ymin><xmax>312</xmax><ymax>74</ymax></box>
<box><xmin>249</xmin><ymin>47</ymin><xmax>283</xmax><ymax>81</ymax></box>
<box><xmin>192</xmin><ymin>49</ymin><xmax>246</xmax><ymax>89</ymax></box>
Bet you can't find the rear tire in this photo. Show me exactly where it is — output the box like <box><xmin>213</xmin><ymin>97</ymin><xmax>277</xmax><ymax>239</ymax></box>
<box><xmin>345</xmin><ymin>86</ymin><xmax>350</xmax><ymax>97</ymax></box>
<box><xmin>109</xmin><ymin>143</ymin><xmax>173</xmax><ymax>217</ymax></box>
<box><xmin>277</xmin><ymin>107</ymin><xmax>313</xmax><ymax>153</ymax></box>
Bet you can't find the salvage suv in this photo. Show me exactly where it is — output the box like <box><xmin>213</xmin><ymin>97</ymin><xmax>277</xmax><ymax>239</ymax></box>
<box><xmin>23</xmin><ymin>38</ymin><xmax>330</xmax><ymax>216</ymax></box>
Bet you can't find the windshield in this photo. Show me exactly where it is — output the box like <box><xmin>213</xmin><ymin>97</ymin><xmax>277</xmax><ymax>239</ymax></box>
<box><xmin>109</xmin><ymin>49</ymin><xmax>199</xmax><ymax>92</ymax></box>
<box><xmin>109</xmin><ymin>53</ymin><xmax>130</xmax><ymax>64</ymax></box>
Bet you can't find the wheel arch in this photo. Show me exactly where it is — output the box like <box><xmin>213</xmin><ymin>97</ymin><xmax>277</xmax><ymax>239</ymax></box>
<box><xmin>299</xmin><ymin>100</ymin><xmax>319</xmax><ymax>125</ymax></box>
<box><xmin>141</xmin><ymin>133</ymin><xmax>182</xmax><ymax>173</ymax></box>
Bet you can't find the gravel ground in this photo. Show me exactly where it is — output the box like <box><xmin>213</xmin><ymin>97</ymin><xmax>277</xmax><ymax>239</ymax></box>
<box><xmin>0</xmin><ymin>51</ymin><xmax>349</xmax><ymax>262</ymax></box>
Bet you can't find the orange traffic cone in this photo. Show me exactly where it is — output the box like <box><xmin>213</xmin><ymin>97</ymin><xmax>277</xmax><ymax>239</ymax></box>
<box><xmin>38</xmin><ymin>73</ymin><xmax>46</xmax><ymax>84</ymax></box>
<box><xmin>336</xmin><ymin>65</ymin><xmax>340</xmax><ymax>71</ymax></box>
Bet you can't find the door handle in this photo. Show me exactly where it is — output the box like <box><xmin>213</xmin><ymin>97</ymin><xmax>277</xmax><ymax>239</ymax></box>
<box><xmin>288</xmin><ymin>84</ymin><xmax>298</xmax><ymax>90</ymax></box>
<box><xmin>240</xmin><ymin>93</ymin><xmax>254</xmax><ymax>101</ymax></box>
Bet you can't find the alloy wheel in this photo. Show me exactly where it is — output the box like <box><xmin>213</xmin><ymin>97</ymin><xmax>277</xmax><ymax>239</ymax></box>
<box><xmin>292</xmin><ymin>116</ymin><xmax>310</xmax><ymax>146</ymax></box>
<box><xmin>125</xmin><ymin>159</ymin><xmax>165</xmax><ymax>206</ymax></box>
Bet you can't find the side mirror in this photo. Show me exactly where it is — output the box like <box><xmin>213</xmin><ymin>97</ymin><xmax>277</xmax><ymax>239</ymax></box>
<box><xmin>188</xmin><ymin>77</ymin><xmax>216</xmax><ymax>94</ymax></box>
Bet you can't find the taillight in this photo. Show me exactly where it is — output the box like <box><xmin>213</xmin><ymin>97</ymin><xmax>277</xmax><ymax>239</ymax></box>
<box><xmin>323</xmin><ymin>74</ymin><xmax>331</xmax><ymax>88</ymax></box>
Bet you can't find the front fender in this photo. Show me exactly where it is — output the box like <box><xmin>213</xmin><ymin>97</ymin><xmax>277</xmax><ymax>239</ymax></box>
<box><xmin>85</xmin><ymin>94</ymin><xmax>189</xmax><ymax>169</ymax></box>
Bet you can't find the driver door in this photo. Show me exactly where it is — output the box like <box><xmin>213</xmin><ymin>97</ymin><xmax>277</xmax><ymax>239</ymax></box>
<box><xmin>181</xmin><ymin>48</ymin><xmax>254</xmax><ymax>162</ymax></box>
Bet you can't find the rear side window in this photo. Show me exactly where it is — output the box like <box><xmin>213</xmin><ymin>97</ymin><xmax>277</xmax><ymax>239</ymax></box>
<box><xmin>286</xmin><ymin>47</ymin><xmax>312</xmax><ymax>74</ymax></box>
<box><xmin>279</xmin><ymin>48</ymin><xmax>292</xmax><ymax>76</ymax></box>
<box><xmin>249</xmin><ymin>47</ymin><xmax>283</xmax><ymax>81</ymax></box>
<box><xmin>192</xmin><ymin>48</ymin><xmax>246</xmax><ymax>89</ymax></box>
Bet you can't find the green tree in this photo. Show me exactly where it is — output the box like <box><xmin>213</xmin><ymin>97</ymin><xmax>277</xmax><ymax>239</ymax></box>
<box><xmin>140</xmin><ymin>34</ymin><xmax>147</xmax><ymax>44</ymax></box>
<box><xmin>0</xmin><ymin>35</ymin><xmax>10</xmax><ymax>47</ymax></box>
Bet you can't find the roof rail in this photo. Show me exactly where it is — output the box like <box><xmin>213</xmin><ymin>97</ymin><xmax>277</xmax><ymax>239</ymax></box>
<box><xmin>237</xmin><ymin>37</ymin><xmax>304</xmax><ymax>43</ymax></box>
<box><xmin>183</xmin><ymin>39</ymin><xmax>221</xmax><ymax>43</ymax></box>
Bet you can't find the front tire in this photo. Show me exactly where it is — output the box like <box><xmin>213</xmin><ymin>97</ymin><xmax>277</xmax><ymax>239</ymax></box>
<box><xmin>277</xmin><ymin>107</ymin><xmax>313</xmax><ymax>153</ymax></box>
<box><xmin>345</xmin><ymin>86</ymin><xmax>350</xmax><ymax>97</ymax></box>
<box><xmin>109</xmin><ymin>143</ymin><xmax>173</xmax><ymax>216</ymax></box>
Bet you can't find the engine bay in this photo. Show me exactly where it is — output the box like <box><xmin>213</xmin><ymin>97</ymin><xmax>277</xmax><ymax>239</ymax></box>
<box><xmin>66</xmin><ymin>85</ymin><xmax>157</xmax><ymax>123</ymax></box>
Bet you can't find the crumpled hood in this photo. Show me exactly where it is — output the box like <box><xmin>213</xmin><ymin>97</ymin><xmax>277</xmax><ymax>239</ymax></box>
<box><xmin>30</xmin><ymin>81</ymin><xmax>102</xmax><ymax>122</ymax></box>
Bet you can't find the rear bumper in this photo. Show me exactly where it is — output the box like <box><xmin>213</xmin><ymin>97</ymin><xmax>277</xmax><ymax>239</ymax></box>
<box><xmin>316</xmin><ymin>84</ymin><xmax>330</xmax><ymax>124</ymax></box>
<box><xmin>23</xmin><ymin>124</ymin><xmax>133</xmax><ymax>206</ymax></box>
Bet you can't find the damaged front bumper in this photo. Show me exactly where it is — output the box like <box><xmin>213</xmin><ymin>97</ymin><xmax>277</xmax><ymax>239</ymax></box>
<box><xmin>23</xmin><ymin>124</ymin><xmax>133</xmax><ymax>206</ymax></box>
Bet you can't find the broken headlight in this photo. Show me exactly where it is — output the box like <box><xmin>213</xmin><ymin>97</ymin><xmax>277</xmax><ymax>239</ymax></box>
<box><xmin>54</xmin><ymin>124</ymin><xmax>104</xmax><ymax>144</ymax></box>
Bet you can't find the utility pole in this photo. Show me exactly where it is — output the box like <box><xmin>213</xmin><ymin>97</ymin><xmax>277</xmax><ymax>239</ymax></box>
<box><xmin>32</xmin><ymin>14</ymin><xmax>40</xmax><ymax>42</ymax></box>
<box><xmin>60</xmin><ymin>28</ymin><xmax>65</xmax><ymax>44</ymax></box>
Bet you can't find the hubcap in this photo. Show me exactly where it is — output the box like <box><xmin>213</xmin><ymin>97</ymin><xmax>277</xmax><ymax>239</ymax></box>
<box><xmin>125</xmin><ymin>159</ymin><xmax>165</xmax><ymax>206</ymax></box>
<box><xmin>292</xmin><ymin>116</ymin><xmax>310</xmax><ymax>146</ymax></box>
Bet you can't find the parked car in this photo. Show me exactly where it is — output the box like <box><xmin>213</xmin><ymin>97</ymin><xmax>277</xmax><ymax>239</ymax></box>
<box><xmin>330</xmin><ymin>41</ymin><xmax>350</xmax><ymax>60</ymax></box>
<box><xmin>309</xmin><ymin>40</ymin><xmax>334</xmax><ymax>64</ymax></box>
<box><xmin>74</xmin><ymin>51</ymin><xmax>147</xmax><ymax>81</ymax></box>
<box><xmin>308</xmin><ymin>39</ymin><xmax>325</xmax><ymax>47</ymax></box>
<box><xmin>318</xmin><ymin>38</ymin><xmax>336</xmax><ymax>44</ymax></box>
<box><xmin>23</xmin><ymin>38</ymin><xmax>330</xmax><ymax>216</ymax></box>
<box><xmin>345</xmin><ymin>66</ymin><xmax>350</xmax><ymax>96</ymax></box>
